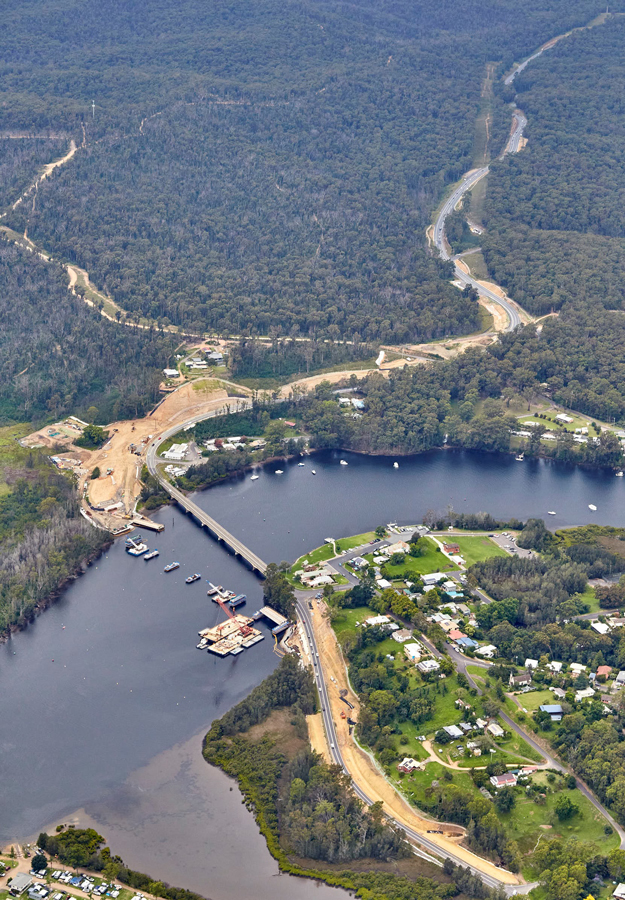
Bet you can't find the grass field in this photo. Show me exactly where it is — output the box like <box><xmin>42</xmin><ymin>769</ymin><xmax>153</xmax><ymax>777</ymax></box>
<box><xmin>376</xmin><ymin>537</ymin><xmax>458</xmax><ymax>577</ymax></box>
<box><xmin>335</xmin><ymin>531</ymin><xmax>376</xmax><ymax>553</ymax></box>
<box><xmin>575</xmin><ymin>583</ymin><xmax>599</xmax><ymax>613</ymax></box>
<box><xmin>512</xmin><ymin>689</ymin><xmax>554</xmax><ymax>713</ymax></box>
<box><xmin>446</xmin><ymin>535</ymin><xmax>508</xmax><ymax>566</ymax></box>
<box><xmin>501</xmin><ymin>772</ymin><xmax>619</xmax><ymax>861</ymax></box>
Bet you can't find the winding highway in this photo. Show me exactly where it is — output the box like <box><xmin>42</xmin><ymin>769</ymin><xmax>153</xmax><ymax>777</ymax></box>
<box><xmin>432</xmin><ymin>103</ymin><xmax>531</xmax><ymax>332</ymax></box>
<box><xmin>296</xmin><ymin>595</ymin><xmax>535</xmax><ymax>893</ymax></box>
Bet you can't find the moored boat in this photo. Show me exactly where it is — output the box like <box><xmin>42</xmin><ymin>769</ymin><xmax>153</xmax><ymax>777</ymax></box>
<box><xmin>186</xmin><ymin>573</ymin><xmax>201</xmax><ymax>584</ymax></box>
<box><xmin>144</xmin><ymin>549</ymin><xmax>160</xmax><ymax>561</ymax></box>
<box><xmin>164</xmin><ymin>561</ymin><xmax>180</xmax><ymax>572</ymax></box>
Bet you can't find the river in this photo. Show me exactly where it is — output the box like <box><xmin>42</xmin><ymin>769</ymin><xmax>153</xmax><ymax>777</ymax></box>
<box><xmin>1</xmin><ymin>448</ymin><xmax>624</xmax><ymax>894</ymax></box>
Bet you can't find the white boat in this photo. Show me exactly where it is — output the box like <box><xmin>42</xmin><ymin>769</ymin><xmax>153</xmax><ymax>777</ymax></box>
<box><xmin>515</xmin><ymin>454</ymin><xmax>524</xmax><ymax>461</ymax></box>
<box><xmin>127</xmin><ymin>541</ymin><xmax>148</xmax><ymax>556</ymax></box>
<box><xmin>144</xmin><ymin>549</ymin><xmax>160</xmax><ymax>560</ymax></box>
<box><xmin>250</xmin><ymin>474</ymin><xmax>259</xmax><ymax>481</ymax></box>
<box><xmin>617</xmin><ymin>471</ymin><xmax>624</xmax><ymax>477</ymax></box>
<box><xmin>298</xmin><ymin>462</ymin><xmax>305</xmax><ymax>467</ymax></box>
<box><xmin>340</xmin><ymin>460</ymin><xmax>348</xmax><ymax>466</ymax></box>
<box><xmin>588</xmin><ymin>504</ymin><xmax>597</xmax><ymax>511</ymax></box>
<box><xmin>275</xmin><ymin>469</ymin><xmax>284</xmax><ymax>475</ymax></box>
<box><xmin>548</xmin><ymin>511</ymin><xmax>556</xmax><ymax>516</ymax></box>
<box><xmin>311</xmin><ymin>469</ymin><xmax>316</xmax><ymax>475</ymax></box>
<box><xmin>393</xmin><ymin>462</ymin><xmax>399</xmax><ymax>469</ymax></box>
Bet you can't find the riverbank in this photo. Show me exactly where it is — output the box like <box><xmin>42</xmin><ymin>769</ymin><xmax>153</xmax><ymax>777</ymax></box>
<box><xmin>0</xmin><ymin>537</ymin><xmax>112</xmax><ymax>643</ymax></box>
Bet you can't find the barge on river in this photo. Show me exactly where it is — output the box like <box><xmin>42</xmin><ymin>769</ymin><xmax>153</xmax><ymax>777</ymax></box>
<box><xmin>198</xmin><ymin>614</ymin><xmax>264</xmax><ymax>656</ymax></box>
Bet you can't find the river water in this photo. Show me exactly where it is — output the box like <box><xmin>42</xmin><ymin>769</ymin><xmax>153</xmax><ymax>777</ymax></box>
<box><xmin>1</xmin><ymin>448</ymin><xmax>624</xmax><ymax>894</ymax></box>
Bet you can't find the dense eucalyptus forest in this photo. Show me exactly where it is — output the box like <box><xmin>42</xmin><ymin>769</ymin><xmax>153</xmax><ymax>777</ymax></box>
<box><xmin>0</xmin><ymin>243</ymin><xmax>175</xmax><ymax>424</ymax></box>
<box><xmin>1</xmin><ymin>0</ymin><xmax>609</xmax><ymax>342</ymax></box>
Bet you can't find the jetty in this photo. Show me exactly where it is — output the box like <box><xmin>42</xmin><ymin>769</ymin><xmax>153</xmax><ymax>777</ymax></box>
<box><xmin>131</xmin><ymin>514</ymin><xmax>165</xmax><ymax>532</ymax></box>
<box><xmin>254</xmin><ymin>605</ymin><xmax>290</xmax><ymax>635</ymax></box>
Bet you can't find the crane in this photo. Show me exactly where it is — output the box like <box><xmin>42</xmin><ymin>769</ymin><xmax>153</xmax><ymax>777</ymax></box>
<box><xmin>213</xmin><ymin>595</ymin><xmax>253</xmax><ymax>636</ymax></box>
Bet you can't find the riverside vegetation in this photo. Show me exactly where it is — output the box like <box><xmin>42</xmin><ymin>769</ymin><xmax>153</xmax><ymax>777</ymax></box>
<box><xmin>0</xmin><ymin>429</ymin><xmax>110</xmax><ymax>635</ymax></box>
<box><xmin>203</xmin><ymin>653</ymin><xmax>504</xmax><ymax>900</ymax></box>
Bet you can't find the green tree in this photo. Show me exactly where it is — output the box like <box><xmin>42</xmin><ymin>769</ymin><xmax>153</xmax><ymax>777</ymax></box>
<box><xmin>554</xmin><ymin>795</ymin><xmax>579</xmax><ymax>821</ymax></box>
<box><xmin>91</xmin><ymin>467</ymin><xmax>100</xmax><ymax>479</ymax></box>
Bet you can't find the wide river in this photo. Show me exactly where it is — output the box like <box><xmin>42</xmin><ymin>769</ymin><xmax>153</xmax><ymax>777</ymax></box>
<box><xmin>1</xmin><ymin>448</ymin><xmax>624</xmax><ymax>896</ymax></box>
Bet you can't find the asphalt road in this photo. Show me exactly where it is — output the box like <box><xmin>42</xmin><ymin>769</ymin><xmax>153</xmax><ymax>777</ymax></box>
<box><xmin>449</xmin><ymin>645</ymin><xmax>625</xmax><ymax>846</ymax></box>
<box><xmin>295</xmin><ymin>595</ymin><xmax>536</xmax><ymax>892</ymax></box>
<box><xmin>505</xmin><ymin>112</ymin><xmax>528</xmax><ymax>154</ymax></box>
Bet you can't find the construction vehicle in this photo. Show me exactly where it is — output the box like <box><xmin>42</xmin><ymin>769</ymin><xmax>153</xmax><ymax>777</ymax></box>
<box><xmin>213</xmin><ymin>595</ymin><xmax>254</xmax><ymax>637</ymax></box>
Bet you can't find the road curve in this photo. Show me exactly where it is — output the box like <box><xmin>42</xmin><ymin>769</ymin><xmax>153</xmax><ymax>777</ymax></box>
<box><xmin>432</xmin><ymin>165</ymin><xmax>521</xmax><ymax>332</ymax></box>
<box><xmin>450</xmin><ymin>645</ymin><xmax>625</xmax><ymax>847</ymax></box>
<box><xmin>296</xmin><ymin>596</ymin><xmax>530</xmax><ymax>892</ymax></box>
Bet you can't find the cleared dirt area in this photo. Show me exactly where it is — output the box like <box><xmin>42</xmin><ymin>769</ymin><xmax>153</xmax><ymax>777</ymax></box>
<box><xmin>22</xmin><ymin>380</ymin><xmax>246</xmax><ymax>529</ymax></box>
<box><xmin>310</xmin><ymin>601</ymin><xmax>520</xmax><ymax>885</ymax></box>
<box><xmin>307</xmin><ymin>712</ymin><xmax>332</xmax><ymax>763</ymax></box>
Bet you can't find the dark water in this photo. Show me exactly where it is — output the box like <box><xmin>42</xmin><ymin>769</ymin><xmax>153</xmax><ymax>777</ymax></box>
<box><xmin>1</xmin><ymin>448</ymin><xmax>624</xmax><ymax>894</ymax></box>
<box><xmin>194</xmin><ymin>448</ymin><xmax>625</xmax><ymax>565</ymax></box>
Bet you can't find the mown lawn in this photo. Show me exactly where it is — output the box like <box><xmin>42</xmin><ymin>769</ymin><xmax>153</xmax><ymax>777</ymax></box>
<box><xmin>513</xmin><ymin>689</ymin><xmax>554</xmax><ymax>712</ymax></box>
<box><xmin>335</xmin><ymin>531</ymin><xmax>376</xmax><ymax>552</ymax></box>
<box><xmin>448</xmin><ymin>535</ymin><xmax>507</xmax><ymax>566</ymax></box>
<box><xmin>376</xmin><ymin>537</ymin><xmax>458</xmax><ymax>577</ymax></box>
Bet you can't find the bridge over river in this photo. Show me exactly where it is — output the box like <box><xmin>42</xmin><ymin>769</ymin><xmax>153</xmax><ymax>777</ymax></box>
<box><xmin>146</xmin><ymin>408</ymin><xmax>267</xmax><ymax>575</ymax></box>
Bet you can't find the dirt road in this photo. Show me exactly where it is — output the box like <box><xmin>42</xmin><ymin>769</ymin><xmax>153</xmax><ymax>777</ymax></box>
<box><xmin>308</xmin><ymin>601</ymin><xmax>521</xmax><ymax>885</ymax></box>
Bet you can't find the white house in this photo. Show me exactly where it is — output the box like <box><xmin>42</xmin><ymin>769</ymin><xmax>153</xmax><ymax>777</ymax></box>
<box><xmin>592</xmin><ymin>621</ymin><xmax>610</xmax><ymax>635</ymax></box>
<box><xmin>417</xmin><ymin>659</ymin><xmax>440</xmax><ymax>674</ymax></box>
<box><xmin>163</xmin><ymin>368</ymin><xmax>178</xmax><ymax>378</ymax></box>
<box><xmin>364</xmin><ymin>615</ymin><xmax>391</xmax><ymax>627</ymax></box>
<box><xmin>443</xmin><ymin>725</ymin><xmax>464</xmax><ymax>740</ymax></box>
<box><xmin>476</xmin><ymin>644</ymin><xmax>497</xmax><ymax>659</ymax></box>
<box><xmin>525</xmin><ymin>658</ymin><xmax>539</xmax><ymax>669</ymax></box>
<box><xmin>547</xmin><ymin>661</ymin><xmax>563</xmax><ymax>673</ymax></box>
<box><xmin>486</xmin><ymin>721</ymin><xmax>505</xmax><ymax>739</ymax></box>
<box><xmin>392</xmin><ymin>629</ymin><xmax>413</xmax><ymax>643</ymax></box>
<box><xmin>422</xmin><ymin>573</ymin><xmax>446</xmax><ymax>586</ymax></box>
<box><xmin>612</xmin><ymin>884</ymin><xmax>625</xmax><ymax>900</ymax></box>
<box><xmin>575</xmin><ymin>687</ymin><xmax>596</xmax><ymax>702</ymax></box>
<box><xmin>404</xmin><ymin>643</ymin><xmax>423</xmax><ymax>663</ymax></box>
<box><xmin>555</xmin><ymin>413</ymin><xmax>574</xmax><ymax>424</ymax></box>
<box><xmin>570</xmin><ymin>663</ymin><xmax>587</xmax><ymax>675</ymax></box>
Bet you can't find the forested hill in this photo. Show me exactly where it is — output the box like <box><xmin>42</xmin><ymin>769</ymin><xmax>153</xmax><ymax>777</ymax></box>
<box><xmin>0</xmin><ymin>242</ymin><xmax>175</xmax><ymax>425</ymax></box>
<box><xmin>1</xmin><ymin>0</ymin><xmax>608</xmax><ymax>342</ymax></box>
<box><xmin>482</xmin><ymin>16</ymin><xmax>625</xmax><ymax>316</ymax></box>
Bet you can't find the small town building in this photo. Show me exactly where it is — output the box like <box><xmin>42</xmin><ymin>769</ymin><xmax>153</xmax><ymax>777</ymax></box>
<box><xmin>163</xmin><ymin>368</ymin><xmax>178</xmax><ymax>378</ymax></box>
<box><xmin>476</xmin><ymin>644</ymin><xmax>497</xmax><ymax>659</ymax></box>
<box><xmin>417</xmin><ymin>658</ymin><xmax>440</xmax><ymax>674</ymax></box>
<box><xmin>443</xmin><ymin>725</ymin><xmax>464</xmax><ymax>739</ymax></box>
<box><xmin>392</xmin><ymin>629</ymin><xmax>413</xmax><ymax>643</ymax></box>
<box><xmin>456</xmin><ymin>636</ymin><xmax>478</xmax><ymax>650</ymax></box>
<box><xmin>10</xmin><ymin>875</ymin><xmax>33</xmax><ymax>896</ymax></box>
<box><xmin>509</xmin><ymin>671</ymin><xmax>532</xmax><ymax>688</ymax></box>
<box><xmin>404</xmin><ymin>643</ymin><xmax>423</xmax><ymax>663</ymax></box>
<box><xmin>397</xmin><ymin>757</ymin><xmax>422</xmax><ymax>773</ymax></box>
<box><xmin>422</xmin><ymin>572</ymin><xmax>446</xmax><ymax>586</ymax></box>
<box><xmin>490</xmin><ymin>772</ymin><xmax>517</xmax><ymax>788</ymax></box>
<box><xmin>613</xmin><ymin>885</ymin><xmax>625</xmax><ymax>900</ymax></box>
<box><xmin>443</xmin><ymin>543</ymin><xmax>460</xmax><ymax>554</ymax></box>
<box><xmin>351</xmin><ymin>556</ymin><xmax>368</xmax><ymax>569</ymax></box>
<box><xmin>592</xmin><ymin>622</ymin><xmax>610</xmax><ymax>635</ymax></box>
<box><xmin>570</xmin><ymin>663</ymin><xmax>587</xmax><ymax>675</ymax></box>
<box><xmin>615</xmin><ymin>670</ymin><xmax>625</xmax><ymax>687</ymax></box>
<box><xmin>555</xmin><ymin>413</ymin><xmax>574</xmax><ymax>424</ymax></box>
<box><xmin>552</xmin><ymin>687</ymin><xmax>567</xmax><ymax>699</ymax></box>
<box><xmin>539</xmin><ymin>704</ymin><xmax>563</xmax><ymax>722</ymax></box>
<box><xmin>575</xmin><ymin>687</ymin><xmax>596</xmax><ymax>702</ymax></box>
<box><xmin>547</xmin><ymin>661</ymin><xmax>563</xmax><ymax>673</ymax></box>
<box><xmin>364</xmin><ymin>615</ymin><xmax>391</xmax><ymax>627</ymax></box>
<box><xmin>597</xmin><ymin>665</ymin><xmax>612</xmax><ymax>678</ymax></box>
<box><xmin>448</xmin><ymin>629</ymin><xmax>467</xmax><ymax>642</ymax></box>
<box><xmin>486</xmin><ymin>721</ymin><xmax>505</xmax><ymax>739</ymax></box>
<box><xmin>525</xmin><ymin>658</ymin><xmax>539</xmax><ymax>669</ymax></box>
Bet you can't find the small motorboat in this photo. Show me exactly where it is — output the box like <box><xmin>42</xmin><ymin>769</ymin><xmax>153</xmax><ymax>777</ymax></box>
<box><xmin>548</xmin><ymin>511</ymin><xmax>556</xmax><ymax>516</ymax></box>
<box><xmin>164</xmin><ymin>561</ymin><xmax>180</xmax><ymax>572</ymax></box>
<box><xmin>588</xmin><ymin>504</ymin><xmax>597</xmax><ymax>511</ymax></box>
<box><xmin>515</xmin><ymin>454</ymin><xmax>524</xmax><ymax>461</ymax></box>
<box><xmin>144</xmin><ymin>549</ymin><xmax>160</xmax><ymax>561</ymax></box>
<box><xmin>339</xmin><ymin>460</ymin><xmax>348</xmax><ymax>466</ymax></box>
<box><xmin>311</xmin><ymin>469</ymin><xmax>317</xmax><ymax>475</ymax></box>
<box><xmin>275</xmin><ymin>469</ymin><xmax>284</xmax><ymax>475</ymax></box>
<box><xmin>250</xmin><ymin>474</ymin><xmax>259</xmax><ymax>481</ymax></box>
<box><xmin>185</xmin><ymin>573</ymin><xmax>201</xmax><ymax>584</ymax></box>
<box><xmin>393</xmin><ymin>461</ymin><xmax>399</xmax><ymax>469</ymax></box>
<box><xmin>298</xmin><ymin>462</ymin><xmax>305</xmax><ymax>467</ymax></box>
<box><xmin>617</xmin><ymin>471</ymin><xmax>624</xmax><ymax>477</ymax></box>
